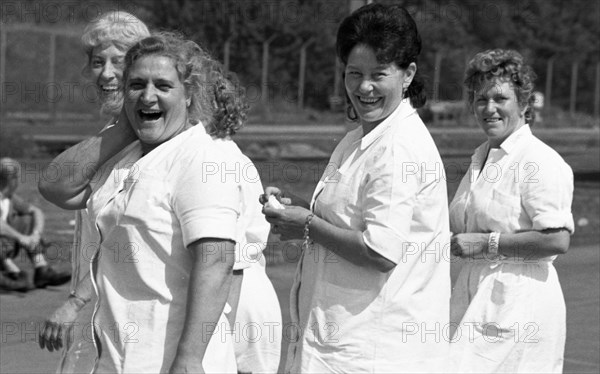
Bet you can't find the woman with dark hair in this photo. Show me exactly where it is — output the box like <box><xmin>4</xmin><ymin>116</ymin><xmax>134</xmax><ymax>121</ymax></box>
<box><xmin>449</xmin><ymin>49</ymin><xmax>573</xmax><ymax>373</ymax></box>
<box><xmin>262</xmin><ymin>4</ymin><xmax>450</xmax><ymax>372</ymax></box>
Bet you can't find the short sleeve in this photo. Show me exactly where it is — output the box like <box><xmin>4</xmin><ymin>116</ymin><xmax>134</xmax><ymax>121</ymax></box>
<box><xmin>235</xmin><ymin>161</ymin><xmax>270</xmax><ymax>269</ymax></box>
<box><xmin>172</xmin><ymin>153</ymin><xmax>241</xmax><ymax>247</ymax></box>
<box><xmin>521</xmin><ymin>151</ymin><xmax>575</xmax><ymax>234</ymax></box>
<box><xmin>361</xmin><ymin>142</ymin><xmax>419</xmax><ymax>264</ymax></box>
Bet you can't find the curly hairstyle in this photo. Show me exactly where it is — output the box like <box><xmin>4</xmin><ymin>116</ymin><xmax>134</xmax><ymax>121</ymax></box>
<box><xmin>81</xmin><ymin>11</ymin><xmax>150</xmax><ymax>76</ymax></box>
<box><xmin>336</xmin><ymin>3</ymin><xmax>426</xmax><ymax>119</ymax></box>
<box><xmin>123</xmin><ymin>32</ymin><xmax>248</xmax><ymax>138</ymax></box>
<box><xmin>464</xmin><ymin>49</ymin><xmax>537</xmax><ymax>124</ymax></box>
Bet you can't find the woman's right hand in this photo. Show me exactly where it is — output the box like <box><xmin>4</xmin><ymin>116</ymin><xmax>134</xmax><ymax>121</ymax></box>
<box><xmin>262</xmin><ymin>203</ymin><xmax>313</xmax><ymax>241</ymax></box>
<box><xmin>259</xmin><ymin>186</ymin><xmax>292</xmax><ymax>206</ymax></box>
<box><xmin>39</xmin><ymin>297</ymin><xmax>86</xmax><ymax>352</ymax></box>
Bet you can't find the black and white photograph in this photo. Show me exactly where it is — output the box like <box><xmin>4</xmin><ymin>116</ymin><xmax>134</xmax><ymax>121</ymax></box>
<box><xmin>1</xmin><ymin>1</ymin><xmax>598</xmax><ymax>373</ymax></box>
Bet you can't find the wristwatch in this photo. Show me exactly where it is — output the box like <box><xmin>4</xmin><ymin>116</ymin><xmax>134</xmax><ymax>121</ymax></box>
<box><xmin>488</xmin><ymin>232</ymin><xmax>501</xmax><ymax>256</ymax></box>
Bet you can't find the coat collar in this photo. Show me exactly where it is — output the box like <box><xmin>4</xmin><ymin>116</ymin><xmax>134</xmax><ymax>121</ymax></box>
<box><xmin>358</xmin><ymin>100</ymin><xmax>416</xmax><ymax>151</ymax></box>
<box><xmin>472</xmin><ymin>124</ymin><xmax>533</xmax><ymax>161</ymax></box>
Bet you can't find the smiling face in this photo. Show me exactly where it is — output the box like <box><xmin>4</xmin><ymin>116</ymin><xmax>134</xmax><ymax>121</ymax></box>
<box><xmin>473</xmin><ymin>79</ymin><xmax>527</xmax><ymax>148</ymax></box>
<box><xmin>124</xmin><ymin>55</ymin><xmax>190</xmax><ymax>152</ymax></box>
<box><xmin>344</xmin><ymin>44</ymin><xmax>415</xmax><ymax>131</ymax></box>
<box><xmin>90</xmin><ymin>43</ymin><xmax>127</xmax><ymax>115</ymax></box>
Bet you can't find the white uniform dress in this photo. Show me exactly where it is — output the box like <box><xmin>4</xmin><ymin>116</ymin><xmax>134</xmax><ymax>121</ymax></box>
<box><xmin>90</xmin><ymin>124</ymin><xmax>239</xmax><ymax>373</ymax></box>
<box><xmin>449</xmin><ymin>125</ymin><xmax>574</xmax><ymax>373</ymax></box>
<box><xmin>286</xmin><ymin>100</ymin><xmax>451</xmax><ymax>373</ymax></box>
<box><xmin>57</xmin><ymin>121</ymin><xmax>141</xmax><ymax>374</ymax></box>
<box><xmin>215</xmin><ymin>138</ymin><xmax>282</xmax><ymax>373</ymax></box>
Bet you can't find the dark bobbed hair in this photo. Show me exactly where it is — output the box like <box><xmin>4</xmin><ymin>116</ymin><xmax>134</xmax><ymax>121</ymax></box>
<box><xmin>123</xmin><ymin>32</ymin><xmax>248</xmax><ymax>137</ymax></box>
<box><xmin>464</xmin><ymin>49</ymin><xmax>537</xmax><ymax>124</ymax></box>
<box><xmin>336</xmin><ymin>3</ymin><xmax>426</xmax><ymax>114</ymax></box>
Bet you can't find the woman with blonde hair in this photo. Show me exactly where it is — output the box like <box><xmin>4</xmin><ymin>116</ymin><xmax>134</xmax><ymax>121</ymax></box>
<box><xmin>38</xmin><ymin>10</ymin><xmax>149</xmax><ymax>373</ymax></box>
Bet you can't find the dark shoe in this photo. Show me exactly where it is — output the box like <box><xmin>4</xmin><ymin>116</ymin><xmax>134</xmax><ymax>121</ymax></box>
<box><xmin>0</xmin><ymin>271</ymin><xmax>31</xmax><ymax>292</ymax></box>
<box><xmin>6</xmin><ymin>270</ymin><xmax>29</xmax><ymax>283</ymax></box>
<box><xmin>34</xmin><ymin>266</ymin><xmax>71</xmax><ymax>288</ymax></box>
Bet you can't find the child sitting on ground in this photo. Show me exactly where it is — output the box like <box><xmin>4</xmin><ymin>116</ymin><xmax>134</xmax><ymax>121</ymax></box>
<box><xmin>0</xmin><ymin>157</ymin><xmax>70</xmax><ymax>292</ymax></box>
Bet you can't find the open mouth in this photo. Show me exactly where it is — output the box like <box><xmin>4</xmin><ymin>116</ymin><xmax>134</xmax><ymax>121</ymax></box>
<box><xmin>101</xmin><ymin>86</ymin><xmax>119</xmax><ymax>94</ymax></box>
<box><xmin>358</xmin><ymin>96</ymin><xmax>381</xmax><ymax>105</ymax></box>
<box><xmin>138</xmin><ymin>109</ymin><xmax>163</xmax><ymax>121</ymax></box>
<box><xmin>484</xmin><ymin>118</ymin><xmax>502</xmax><ymax>124</ymax></box>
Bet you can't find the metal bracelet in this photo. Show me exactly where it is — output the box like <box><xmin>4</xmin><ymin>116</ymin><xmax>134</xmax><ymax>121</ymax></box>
<box><xmin>303</xmin><ymin>213</ymin><xmax>315</xmax><ymax>250</ymax></box>
<box><xmin>69</xmin><ymin>291</ymin><xmax>90</xmax><ymax>305</ymax></box>
<box><xmin>488</xmin><ymin>232</ymin><xmax>501</xmax><ymax>256</ymax></box>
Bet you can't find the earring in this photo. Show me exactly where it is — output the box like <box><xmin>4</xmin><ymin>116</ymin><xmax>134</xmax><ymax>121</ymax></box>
<box><xmin>402</xmin><ymin>84</ymin><xmax>409</xmax><ymax>98</ymax></box>
<box><xmin>347</xmin><ymin>105</ymin><xmax>358</xmax><ymax>121</ymax></box>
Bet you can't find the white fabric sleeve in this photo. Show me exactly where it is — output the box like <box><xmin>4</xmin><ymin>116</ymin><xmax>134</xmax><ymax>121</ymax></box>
<box><xmin>173</xmin><ymin>154</ymin><xmax>241</xmax><ymax>247</ymax></box>
<box><xmin>234</xmin><ymin>162</ymin><xmax>270</xmax><ymax>270</ymax></box>
<box><xmin>242</xmin><ymin>163</ymin><xmax>269</xmax><ymax>246</ymax></box>
<box><xmin>361</xmin><ymin>141</ymin><xmax>419</xmax><ymax>264</ymax></box>
<box><xmin>521</xmin><ymin>151</ymin><xmax>575</xmax><ymax>234</ymax></box>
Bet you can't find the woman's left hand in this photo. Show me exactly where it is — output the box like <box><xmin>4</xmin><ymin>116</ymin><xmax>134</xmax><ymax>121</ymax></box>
<box><xmin>450</xmin><ymin>233</ymin><xmax>488</xmax><ymax>258</ymax></box>
<box><xmin>262</xmin><ymin>205</ymin><xmax>312</xmax><ymax>241</ymax></box>
<box><xmin>39</xmin><ymin>297</ymin><xmax>84</xmax><ymax>352</ymax></box>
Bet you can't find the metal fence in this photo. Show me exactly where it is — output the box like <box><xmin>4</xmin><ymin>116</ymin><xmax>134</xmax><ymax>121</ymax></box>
<box><xmin>2</xmin><ymin>22</ymin><xmax>599</xmax><ymax>130</ymax></box>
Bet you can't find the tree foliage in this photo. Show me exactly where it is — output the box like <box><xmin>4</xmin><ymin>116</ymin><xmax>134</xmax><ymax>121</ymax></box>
<box><xmin>6</xmin><ymin>0</ymin><xmax>598</xmax><ymax>112</ymax></box>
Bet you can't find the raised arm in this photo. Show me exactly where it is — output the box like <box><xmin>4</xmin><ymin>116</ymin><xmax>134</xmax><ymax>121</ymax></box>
<box><xmin>38</xmin><ymin>112</ymin><xmax>136</xmax><ymax>210</ymax></box>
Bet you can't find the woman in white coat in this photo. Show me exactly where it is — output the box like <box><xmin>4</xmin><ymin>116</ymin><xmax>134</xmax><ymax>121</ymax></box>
<box><xmin>449</xmin><ymin>49</ymin><xmax>574</xmax><ymax>373</ymax></box>
<box><xmin>262</xmin><ymin>4</ymin><xmax>450</xmax><ymax>373</ymax></box>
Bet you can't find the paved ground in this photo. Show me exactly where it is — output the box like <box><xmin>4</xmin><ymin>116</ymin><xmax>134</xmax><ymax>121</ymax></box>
<box><xmin>1</xmin><ymin>241</ymin><xmax>598</xmax><ymax>374</ymax></box>
<box><xmin>0</xmin><ymin>152</ymin><xmax>597</xmax><ymax>373</ymax></box>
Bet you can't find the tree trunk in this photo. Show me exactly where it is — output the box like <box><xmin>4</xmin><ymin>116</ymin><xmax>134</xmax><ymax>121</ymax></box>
<box><xmin>545</xmin><ymin>57</ymin><xmax>554</xmax><ymax>108</ymax></box>
<box><xmin>570</xmin><ymin>61</ymin><xmax>579</xmax><ymax>116</ymax></box>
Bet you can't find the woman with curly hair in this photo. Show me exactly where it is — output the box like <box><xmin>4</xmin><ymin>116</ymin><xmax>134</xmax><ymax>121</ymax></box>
<box><xmin>41</xmin><ymin>31</ymin><xmax>264</xmax><ymax>373</ymax></box>
<box><xmin>92</xmin><ymin>32</ymin><xmax>261</xmax><ymax>373</ymax></box>
<box><xmin>449</xmin><ymin>49</ymin><xmax>574</xmax><ymax>373</ymax></box>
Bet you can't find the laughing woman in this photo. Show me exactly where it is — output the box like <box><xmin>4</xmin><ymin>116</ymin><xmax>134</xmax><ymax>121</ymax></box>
<box><xmin>37</xmin><ymin>11</ymin><xmax>150</xmax><ymax>374</ymax></box>
<box><xmin>262</xmin><ymin>4</ymin><xmax>450</xmax><ymax>373</ymax></box>
<box><xmin>89</xmin><ymin>33</ymin><xmax>246</xmax><ymax>373</ymax></box>
<box><xmin>38</xmin><ymin>14</ymin><xmax>281</xmax><ymax>374</ymax></box>
<box><xmin>449</xmin><ymin>49</ymin><xmax>574</xmax><ymax>373</ymax></box>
